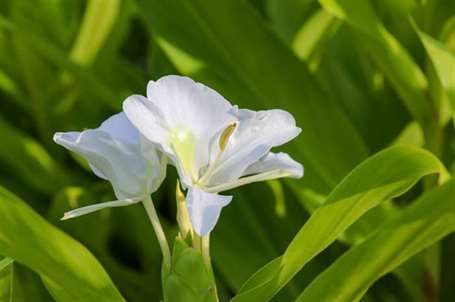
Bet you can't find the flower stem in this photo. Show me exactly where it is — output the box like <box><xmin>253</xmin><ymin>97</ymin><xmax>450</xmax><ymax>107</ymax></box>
<box><xmin>193</xmin><ymin>234</ymin><xmax>216</xmax><ymax>280</ymax></box>
<box><xmin>201</xmin><ymin>234</ymin><xmax>219</xmax><ymax>300</ymax></box>
<box><xmin>201</xmin><ymin>234</ymin><xmax>211</xmax><ymax>269</ymax></box>
<box><xmin>142</xmin><ymin>195</ymin><xmax>171</xmax><ymax>269</ymax></box>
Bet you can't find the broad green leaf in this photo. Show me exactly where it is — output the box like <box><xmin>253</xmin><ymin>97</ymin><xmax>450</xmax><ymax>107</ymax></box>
<box><xmin>137</xmin><ymin>0</ymin><xmax>369</xmax><ymax>191</ymax></box>
<box><xmin>319</xmin><ymin>0</ymin><xmax>431</xmax><ymax>128</ymax></box>
<box><xmin>414</xmin><ymin>24</ymin><xmax>455</xmax><ymax>114</ymax></box>
<box><xmin>232</xmin><ymin>146</ymin><xmax>447</xmax><ymax>302</ymax></box>
<box><xmin>162</xmin><ymin>238</ymin><xmax>217</xmax><ymax>302</ymax></box>
<box><xmin>296</xmin><ymin>179</ymin><xmax>455</xmax><ymax>302</ymax></box>
<box><xmin>0</xmin><ymin>186</ymin><xmax>125</xmax><ymax>302</ymax></box>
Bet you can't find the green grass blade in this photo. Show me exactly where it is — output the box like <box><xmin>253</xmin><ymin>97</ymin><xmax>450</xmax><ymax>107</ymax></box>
<box><xmin>296</xmin><ymin>179</ymin><xmax>455</xmax><ymax>302</ymax></box>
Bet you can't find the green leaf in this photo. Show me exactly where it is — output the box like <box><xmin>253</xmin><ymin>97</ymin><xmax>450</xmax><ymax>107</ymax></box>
<box><xmin>0</xmin><ymin>258</ymin><xmax>53</xmax><ymax>302</ymax></box>
<box><xmin>162</xmin><ymin>238</ymin><xmax>217</xmax><ymax>302</ymax></box>
<box><xmin>296</xmin><ymin>178</ymin><xmax>455</xmax><ymax>302</ymax></box>
<box><xmin>70</xmin><ymin>0</ymin><xmax>121</xmax><ymax>66</ymax></box>
<box><xmin>292</xmin><ymin>8</ymin><xmax>340</xmax><ymax>70</ymax></box>
<box><xmin>0</xmin><ymin>186</ymin><xmax>125</xmax><ymax>302</ymax></box>
<box><xmin>266</xmin><ymin>0</ymin><xmax>318</xmax><ymax>43</ymax></box>
<box><xmin>0</xmin><ymin>14</ymin><xmax>125</xmax><ymax>111</ymax></box>
<box><xmin>319</xmin><ymin>0</ymin><xmax>431</xmax><ymax>127</ymax></box>
<box><xmin>0</xmin><ymin>257</ymin><xmax>13</xmax><ymax>301</ymax></box>
<box><xmin>414</xmin><ymin>23</ymin><xmax>455</xmax><ymax>114</ymax></box>
<box><xmin>231</xmin><ymin>146</ymin><xmax>447</xmax><ymax>302</ymax></box>
<box><xmin>0</xmin><ymin>118</ymin><xmax>70</xmax><ymax>195</ymax></box>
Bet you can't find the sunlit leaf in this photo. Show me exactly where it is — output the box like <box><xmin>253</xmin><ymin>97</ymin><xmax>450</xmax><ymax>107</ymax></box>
<box><xmin>70</xmin><ymin>0</ymin><xmax>121</xmax><ymax>66</ymax></box>
<box><xmin>296</xmin><ymin>179</ymin><xmax>455</xmax><ymax>302</ymax></box>
<box><xmin>0</xmin><ymin>257</ymin><xmax>13</xmax><ymax>301</ymax></box>
<box><xmin>232</xmin><ymin>146</ymin><xmax>447</xmax><ymax>301</ymax></box>
<box><xmin>0</xmin><ymin>186</ymin><xmax>125</xmax><ymax>302</ymax></box>
<box><xmin>319</xmin><ymin>0</ymin><xmax>431</xmax><ymax>128</ymax></box>
<box><xmin>414</xmin><ymin>23</ymin><xmax>455</xmax><ymax>117</ymax></box>
<box><xmin>163</xmin><ymin>238</ymin><xmax>217</xmax><ymax>302</ymax></box>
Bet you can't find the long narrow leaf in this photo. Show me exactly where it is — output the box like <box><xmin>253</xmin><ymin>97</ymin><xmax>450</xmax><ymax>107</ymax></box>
<box><xmin>232</xmin><ymin>146</ymin><xmax>447</xmax><ymax>301</ymax></box>
<box><xmin>0</xmin><ymin>257</ymin><xmax>13</xmax><ymax>301</ymax></box>
<box><xmin>296</xmin><ymin>179</ymin><xmax>455</xmax><ymax>302</ymax></box>
<box><xmin>0</xmin><ymin>187</ymin><xmax>125</xmax><ymax>302</ymax></box>
<box><xmin>319</xmin><ymin>0</ymin><xmax>431</xmax><ymax>127</ymax></box>
<box><xmin>414</xmin><ymin>23</ymin><xmax>455</xmax><ymax>115</ymax></box>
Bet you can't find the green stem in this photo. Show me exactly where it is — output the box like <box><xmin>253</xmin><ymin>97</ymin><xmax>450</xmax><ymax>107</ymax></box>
<box><xmin>201</xmin><ymin>235</ymin><xmax>211</xmax><ymax>269</ymax></box>
<box><xmin>201</xmin><ymin>234</ymin><xmax>219</xmax><ymax>300</ymax></box>
<box><xmin>421</xmin><ymin>74</ymin><xmax>445</xmax><ymax>302</ymax></box>
<box><xmin>142</xmin><ymin>195</ymin><xmax>171</xmax><ymax>269</ymax></box>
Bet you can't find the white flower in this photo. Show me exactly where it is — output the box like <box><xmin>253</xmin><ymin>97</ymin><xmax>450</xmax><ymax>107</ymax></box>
<box><xmin>124</xmin><ymin>75</ymin><xmax>303</xmax><ymax>235</ymax></box>
<box><xmin>54</xmin><ymin>112</ymin><xmax>166</xmax><ymax>219</ymax></box>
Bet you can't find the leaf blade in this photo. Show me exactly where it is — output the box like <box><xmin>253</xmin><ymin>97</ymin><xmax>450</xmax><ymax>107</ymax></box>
<box><xmin>319</xmin><ymin>0</ymin><xmax>431</xmax><ymax>127</ymax></box>
<box><xmin>232</xmin><ymin>146</ymin><xmax>447</xmax><ymax>301</ymax></box>
<box><xmin>296</xmin><ymin>179</ymin><xmax>455</xmax><ymax>302</ymax></box>
<box><xmin>0</xmin><ymin>187</ymin><xmax>125</xmax><ymax>302</ymax></box>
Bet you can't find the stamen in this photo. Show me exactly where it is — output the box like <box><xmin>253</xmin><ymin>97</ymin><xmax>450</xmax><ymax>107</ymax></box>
<box><xmin>206</xmin><ymin>170</ymin><xmax>292</xmax><ymax>193</ymax></box>
<box><xmin>219</xmin><ymin>123</ymin><xmax>237</xmax><ymax>151</ymax></box>
<box><xmin>196</xmin><ymin>122</ymin><xmax>237</xmax><ymax>186</ymax></box>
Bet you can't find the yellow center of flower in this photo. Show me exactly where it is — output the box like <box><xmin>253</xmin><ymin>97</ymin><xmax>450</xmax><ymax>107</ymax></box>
<box><xmin>169</xmin><ymin>127</ymin><xmax>196</xmax><ymax>179</ymax></box>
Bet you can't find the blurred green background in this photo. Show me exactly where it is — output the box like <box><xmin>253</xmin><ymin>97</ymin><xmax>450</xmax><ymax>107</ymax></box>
<box><xmin>0</xmin><ymin>0</ymin><xmax>454</xmax><ymax>301</ymax></box>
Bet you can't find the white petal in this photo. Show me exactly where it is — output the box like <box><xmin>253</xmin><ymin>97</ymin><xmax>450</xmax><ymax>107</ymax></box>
<box><xmin>54</xmin><ymin>113</ymin><xmax>165</xmax><ymax>200</ymax></box>
<box><xmin>62</xmin><ymin>198</ymin><xmax>141</xmax><ymax>220</ymax></box>
<box><xmin>99</xmin><ymin>112</ymin><xmax>140</xmax><ymax>144</ymax></box>
<box><xmin>186</xmin><ymin>187</ymin><xmax>232</xmax><ymax>236</ymax></box>
<box><xmin>122</xmin><ymin>95</ymin><xmax>170</xmax><ymax>152</ymax></box>
<box><xmin>124</xmin><ymin>76</ymin><xmax>236</xmax><ymax>182</ymax></box>
<box><xmin>206</xmin><ymin>109</ymin><xmax>301</xmax><ymax>185</ymax></box>
<box><xmin>146</xmin><ymin>76</ymin><xmax>233</xmax><ymax>136</ymax></box>
<box><xmin>242</xmin><ymin>152</ymin><xmax>303</xmax><ymax>178</ymax></box>
<box><xmin>206</xmin><ymin>153</ymin><xmax>302</xmax><ymax>193</ymax></box>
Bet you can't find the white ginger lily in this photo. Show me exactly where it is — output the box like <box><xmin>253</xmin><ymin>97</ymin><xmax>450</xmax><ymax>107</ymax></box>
<box><xmin>124</xmin><ymin>75</ymin><xmax>303</xmax><ymax>235</ymax></box>
<box><xmin>53</xmin><ymin>112</ymin><xmax>167</xmax><ymax>220</ymax></box>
